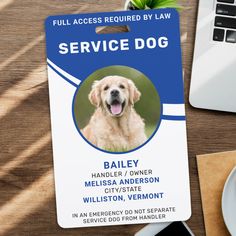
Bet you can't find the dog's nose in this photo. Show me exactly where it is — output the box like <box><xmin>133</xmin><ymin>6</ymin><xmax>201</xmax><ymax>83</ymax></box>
<box><xmin>111</xmin><ymin>90</ymin><xmax>119</xmax><ymax>97</ymax></box>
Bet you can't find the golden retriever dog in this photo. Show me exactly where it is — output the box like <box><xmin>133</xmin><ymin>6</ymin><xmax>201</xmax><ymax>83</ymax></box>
<box><xmin>81</xmin><ymin>75</ymin><xmax>147</xmax><ymax>151</ymax></box>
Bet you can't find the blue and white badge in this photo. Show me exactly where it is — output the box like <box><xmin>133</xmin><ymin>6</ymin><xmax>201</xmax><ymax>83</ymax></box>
<box><xmin>45</xmin><ymin>9</ymin><xmax>191</xmax><ymax>228</ymax></box>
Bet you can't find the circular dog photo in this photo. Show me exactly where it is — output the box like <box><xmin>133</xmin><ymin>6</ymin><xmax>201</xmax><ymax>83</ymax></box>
<box><xmin>73</xmin><ymin>65</ymin><xmax>161</xmax><ymax>153</ymax></box>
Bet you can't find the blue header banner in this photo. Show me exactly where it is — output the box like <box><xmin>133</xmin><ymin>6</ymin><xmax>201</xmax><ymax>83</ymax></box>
<box><xmin>45</xmin><ymin>9</ymin><xmax>184</xmax><ymax>104</ymax></box>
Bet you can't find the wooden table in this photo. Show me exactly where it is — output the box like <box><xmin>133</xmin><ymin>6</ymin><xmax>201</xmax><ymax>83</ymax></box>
<box><xmin>1</xmin><ymin>1</ymin><xmax>236</xmax><ymax>235</ymax></box>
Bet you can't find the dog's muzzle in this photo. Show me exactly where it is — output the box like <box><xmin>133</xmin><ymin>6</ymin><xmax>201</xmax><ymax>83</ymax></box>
<box><xmin>106</xmin><ymin>90</ymin><xmax>125</xmax><ymax>116</ymax></box>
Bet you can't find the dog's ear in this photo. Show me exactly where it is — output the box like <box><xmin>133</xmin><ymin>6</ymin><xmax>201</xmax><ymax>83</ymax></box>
<box><xmin>89</xmin><ymin>80</ymin><xmax>101</xmax><ymax>107</ymax></box>
<box><xmin>128</xmin><ymin>80</ymin><xmax>141</xmax><ymax>105</ymax></box>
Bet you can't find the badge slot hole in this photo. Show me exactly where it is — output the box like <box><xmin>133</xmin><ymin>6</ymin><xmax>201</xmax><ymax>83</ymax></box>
<box><xmin>96</xmin><ymin>25</ymin><xmax>130</xmax><ymax>34</ymax></box>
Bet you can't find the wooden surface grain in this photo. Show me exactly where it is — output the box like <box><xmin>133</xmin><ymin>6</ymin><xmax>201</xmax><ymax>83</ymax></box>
<box><xmin>0</xmin><ymin>0</ymin><xmax>236</xmax><ymax>235</ymax></box>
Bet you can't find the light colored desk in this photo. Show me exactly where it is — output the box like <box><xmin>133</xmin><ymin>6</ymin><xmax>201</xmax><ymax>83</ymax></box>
<box><xmin>0</xmin><ymin>1</ymin><xmax>236</xmax><ymax>235</ymax></box>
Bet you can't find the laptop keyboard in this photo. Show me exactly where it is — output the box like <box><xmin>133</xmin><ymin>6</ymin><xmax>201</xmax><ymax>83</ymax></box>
<box><xmin>213</xmin><ymin>0</ymin><xmax>236</xmax><ymax>42</ymax></box>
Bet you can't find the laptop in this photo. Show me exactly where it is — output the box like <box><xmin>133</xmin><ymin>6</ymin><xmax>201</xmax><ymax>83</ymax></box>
<box><xmin>190</xmin><ymin>0</ymin><xmax>236</xmax><ymax>113</ymax></box>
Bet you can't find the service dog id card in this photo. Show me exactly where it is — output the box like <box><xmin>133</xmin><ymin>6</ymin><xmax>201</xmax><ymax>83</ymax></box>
<box><xmin>45</xmin><ymin>9</ymin><xmax>191</xmax><ymax>228</ymax></box>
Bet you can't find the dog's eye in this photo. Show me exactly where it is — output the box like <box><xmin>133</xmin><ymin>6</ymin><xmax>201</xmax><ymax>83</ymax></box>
<box><xmin>104</xmin><ymin>85</ymin><xmax>109</xmax><ymax>91</ymax></box>
<box><xmin>119</xmin><ymin>84</ymin><xmax>125</xmax><ymax>89</ymax></box>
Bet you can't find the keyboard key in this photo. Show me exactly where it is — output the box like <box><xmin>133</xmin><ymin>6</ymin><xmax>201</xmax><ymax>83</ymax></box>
<box><xmin>226</xmin><ymin>30</ymin><xmax>236</xmax><ymax>42</ymax></box>
<box><xmin>213</xmin><ymin>28</ymin><xmax>225</xmax><ymax>41</ymax></box>
<box><xmin>215</xmin><ymin>16</ymin><xmax>236</xmax><ymax>29</ymax></box>
<box><xmin>216</xmin><ymin>4</ymin><xmax>236</xmax><ymax>16</ymax></box>
<box><xmin>217</xmin><ymin>0</ymin><xmax>234</xmax><ymax>3</ymax></box>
